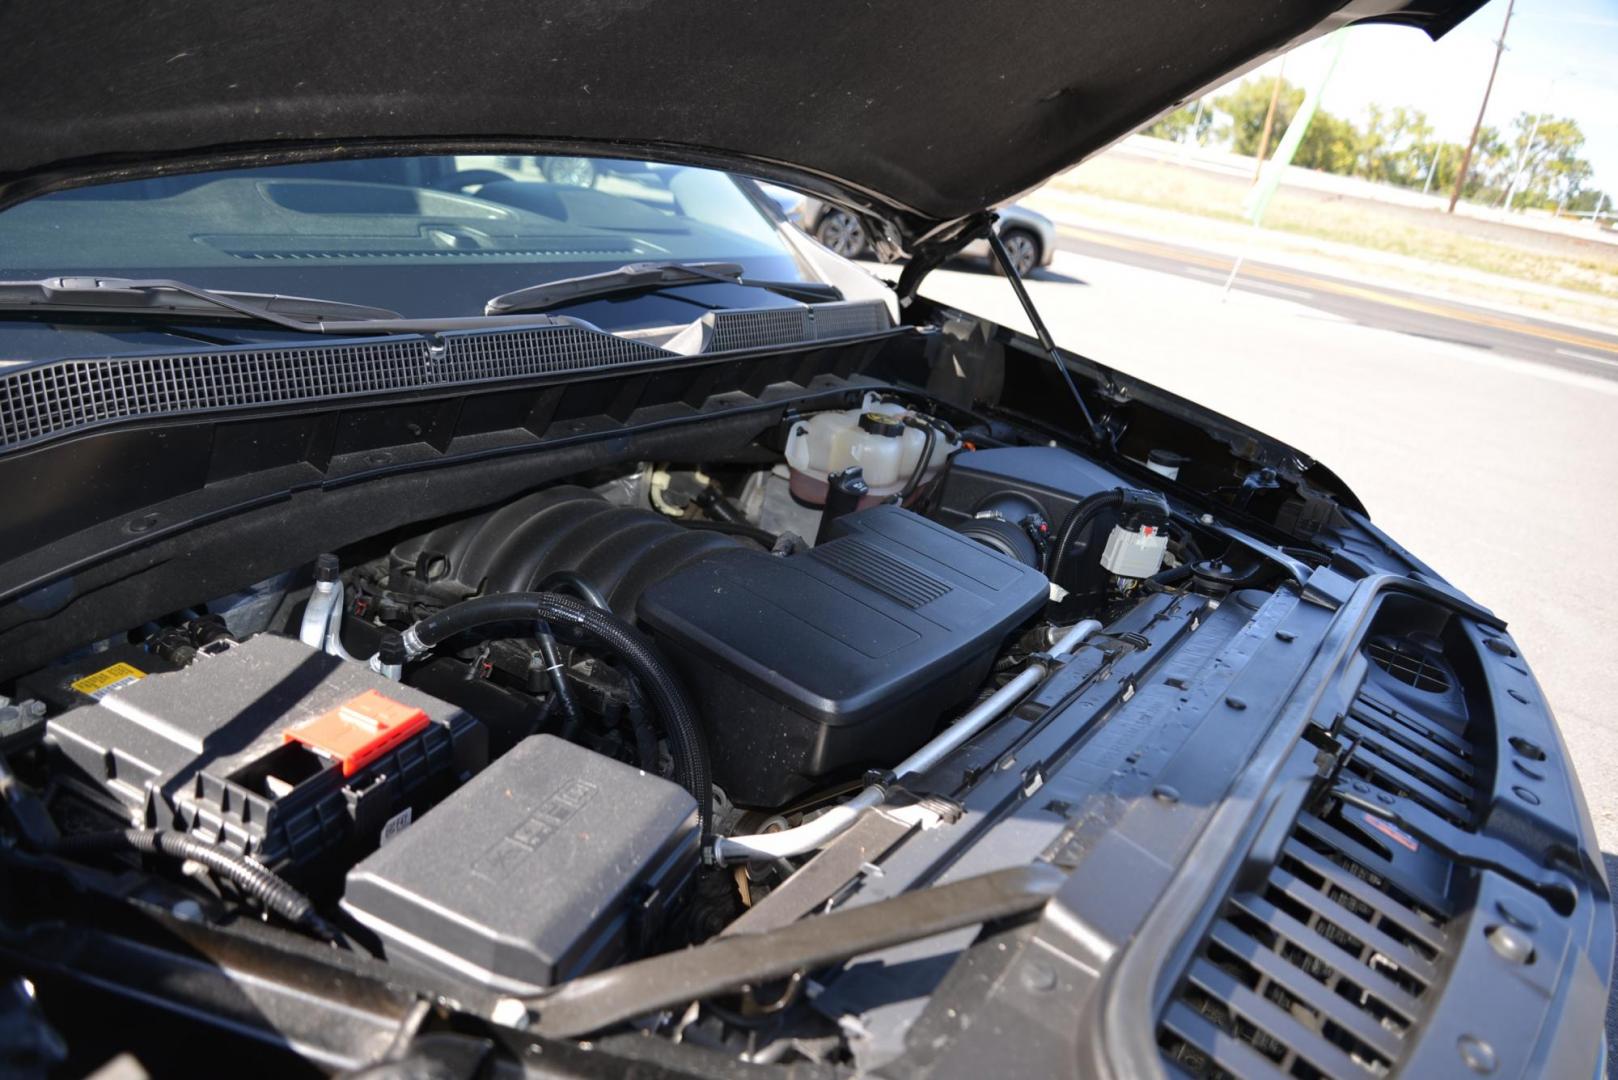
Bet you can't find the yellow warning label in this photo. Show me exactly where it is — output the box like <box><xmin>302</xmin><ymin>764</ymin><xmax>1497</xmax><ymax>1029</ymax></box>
<box><xmin>69</xmin><ymin>662</ymin><xmax>146</xmax><ymax>699</ymax></box>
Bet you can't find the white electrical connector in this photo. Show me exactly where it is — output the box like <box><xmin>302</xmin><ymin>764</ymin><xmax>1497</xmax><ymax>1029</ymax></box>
<box><xmin>1099</xmin><ymin>522</ymin><xmax>1169</xmax><ymax>579</ymax></box>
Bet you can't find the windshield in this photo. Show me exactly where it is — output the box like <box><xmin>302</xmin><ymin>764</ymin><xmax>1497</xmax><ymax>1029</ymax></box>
<box><xmin>0</xmin><ymin>155</ymin><xmax>812</xmax><ymax>324</ymax></box>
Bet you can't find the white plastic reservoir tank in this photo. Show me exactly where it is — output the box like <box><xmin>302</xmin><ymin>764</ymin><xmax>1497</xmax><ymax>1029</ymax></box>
<box><xmin>784</xmin><ymin>394</ymin><xmax>958</xmax><ymax>505</ymax></box>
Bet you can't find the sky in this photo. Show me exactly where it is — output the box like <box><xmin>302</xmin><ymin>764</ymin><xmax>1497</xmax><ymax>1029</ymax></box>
<box><xmin>1231</xmin><ymin>0</ymin><xmax>1618</xmax><ymax>194</ymax></box>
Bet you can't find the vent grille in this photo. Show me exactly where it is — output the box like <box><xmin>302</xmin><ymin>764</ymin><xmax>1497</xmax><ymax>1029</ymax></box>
<box><xmin>708</xmin><ymin>307</ymin><xmax>814</xmax><ymax>353</ymax></box>
<box><xmin>703</xmin><ymin>300</ymin><xmax>892</xmax><ymax>354</ymax></box>
<box><xmin>808</xmin><ymin>299</ymin><xmax>893</xmax><ymax>341</ymax></box>
<box><xmin>1365</xmin><ymin>639</ymin><xmax>1451</xmax><ymax>694</ymax></box>
<box><xmin>1159</xmin><ymin>691</ymin><xmax>1470</xmax><ymax>1079</ymax></box>
<box><xmin>1341</xmin><ymin>692</ymin><xmax>1476</xmax><ymax>831</ymax></box>
<box><xmin>224</xmin><ymin>245</ymin><xmax>640</xmax><ymax>261</ymax></box>
<box><xmin>813</xmin><ymin>538</ymin><xmax>952</xmax><ymax>609</ymax></box>
<box><xmin>0</xmin><ymin>325</ymin><xmax>670</xmax><ymax>452</ymax></box>
<box><xmin>0</xmin><ymin>300</ymin><xmax>895</xmax><ymax>452</ymax></box>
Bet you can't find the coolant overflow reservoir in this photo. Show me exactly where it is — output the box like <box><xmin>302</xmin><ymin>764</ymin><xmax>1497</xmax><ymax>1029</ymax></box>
<box><xmin>785</xmin><ymin>394</ymin><xmax>958</xmax><ymax>505</ymax></box>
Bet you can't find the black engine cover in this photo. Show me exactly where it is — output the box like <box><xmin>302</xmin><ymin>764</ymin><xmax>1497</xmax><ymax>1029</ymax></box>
<box><xmin>638</xmin><ymin>506</ymin><xmax>1048</xmax><ymax>806</ymax></box>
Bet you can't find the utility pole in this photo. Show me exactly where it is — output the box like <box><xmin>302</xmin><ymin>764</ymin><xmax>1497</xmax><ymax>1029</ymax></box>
<box><xmin>1253</xmin><ymin>58</ymin><xmax>1288</xmax><ymax>183</ymax></box>
<box><xmin>1448</xmin><ymin>0</ymin><xmax>1515</xmax><ymax>213</ymax></box>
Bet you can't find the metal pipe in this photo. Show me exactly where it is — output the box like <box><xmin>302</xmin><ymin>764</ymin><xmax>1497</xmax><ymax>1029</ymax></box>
<box><xmin>299</xmin><ymin>581</ymin><xmax>338</xmax><ymax>650</ymax></box>
<box><xmin>713</xmin><ymin>620</ymin><xmax>1101</xmax><ymax>863</ymax></box>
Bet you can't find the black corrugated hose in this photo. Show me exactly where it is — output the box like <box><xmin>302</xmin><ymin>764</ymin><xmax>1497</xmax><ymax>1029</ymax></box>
<box><xmin>50</xmin><ymin>829</ymin><xmax>338</xmax><ymax>941</ymax></box>
<box><xmin>1045</xmin><ymin>489</ymin><xmax>1125</xmax><ymax>586</ymax></box>
<box><xmin>408</xmin><ymin>592</ymin><xmax>713</xmax><ymax>837</ymax></box>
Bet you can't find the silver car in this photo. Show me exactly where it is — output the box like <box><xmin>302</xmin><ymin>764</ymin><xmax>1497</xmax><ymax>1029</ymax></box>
<box><xmin>789</xmin><ymin>194</ymin><xmax>1057</xmax><ymax>276</ymax></box>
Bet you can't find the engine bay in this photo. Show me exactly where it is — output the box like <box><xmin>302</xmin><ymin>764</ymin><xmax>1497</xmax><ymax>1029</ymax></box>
<box><xmin>0</xmin><ymin>387</ymin><xmax>1308</xmax><ymax>1067</ymax></box>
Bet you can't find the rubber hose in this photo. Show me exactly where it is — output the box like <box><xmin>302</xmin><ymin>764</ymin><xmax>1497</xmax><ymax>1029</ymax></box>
<box><xmin>1046</xmin><ymin>489</ymin><xmax>1124</xmax><ymax>586</ymax></box>
<box><xmin>536</xmin><ymin>630</ymin><xmax>583</xmax><ymax>739</ymax></box>
<box><xmin>52</xmin><ymin>829</ymin><xmax>336</xmax><ymax>941</ymax></box>
<box><xmin>1145</xmin><ymin>564</ymin><xmax>1195</xmax><ymax>591</ymax></box>
<box><xmin>410</xmin><ymin>593</ymin><xmax>713</xmax><ymax>836</ymax></box>
<box><xmin>897</xmin><ymin>420</ymin><xmax>938</xmax><ymax>502</ymax></box>
<box><xmin>535</xmin><ymin>570</ymin><xmax>611</xmax><ymax>613</ymax></box>
<box><xmin>693</xmin><ymin>485</ymin><xmax>747</xmax><ymax>524</ymax></box>
<box><xmin>672</xmin><ymin>519</ymin><xmax>778</xmax><ymax>546</ymax></box>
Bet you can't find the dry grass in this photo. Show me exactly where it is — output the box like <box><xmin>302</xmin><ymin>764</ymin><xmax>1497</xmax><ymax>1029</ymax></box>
<box><xmin>1047</xmin><ymin>155</ymin><xmax>1618</xmax><ymax>303</ymax></box>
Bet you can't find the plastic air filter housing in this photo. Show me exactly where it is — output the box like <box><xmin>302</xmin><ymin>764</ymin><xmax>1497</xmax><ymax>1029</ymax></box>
<box><xmin>637</xmin><ymin>506</ymin><xmax>1048</xmax><ymax>806</ymax></box>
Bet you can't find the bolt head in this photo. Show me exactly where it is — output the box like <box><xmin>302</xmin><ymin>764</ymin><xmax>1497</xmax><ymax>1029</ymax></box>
<box><xmin>1457</xmin><ymin>1034</ymin><xmax>1497</xmax><ymax>1073</ymax></box>
<box><xmin>1486</xmin><ymin>924</ymin><xmax>1535</xmax><ymax>965</ymax></box>
<box><xmin>492</xmin><ymin>998</ymin><xmax>532</xmax><ymax>1028</ymax></box>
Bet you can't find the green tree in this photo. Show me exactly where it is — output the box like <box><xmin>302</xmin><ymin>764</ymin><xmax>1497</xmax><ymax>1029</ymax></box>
<box><xmin>1566</xmin><ymin>187</ymin><xmax>1609</xmax><ymax>218</ymax></box>
<box><xmin>1496</xmin><ymin>112</ymin><xmax>1593</xmax><ymax>210</ymax></box>
<box><xmin>1144</xmin><ymin>103</ymin><xmax>1214</xmax><ymax>144</ymax></box>
<box><xmin>1214</xmin><ymin>76</ymin><xmax>1357</xmax><ymax>175</ymax></box>
<box><xmin>1355</xmin><ymin>105</ymin><xmax>1435</xmax><ymax>187</ymax></box>
<box><xmin>1215</xmin><ymin>78</ymin><xmax>1306</xmax><ymax>157</ymax></box>
<box><xmin>1206</xmin><ymin>77</ymin><xmax>1605</xmax><ymax>208</ymax></box>
<box><xmin>1294</xmin><ymin>112</ymin><xmax>1360</xmax><ymax>174</ymax></box>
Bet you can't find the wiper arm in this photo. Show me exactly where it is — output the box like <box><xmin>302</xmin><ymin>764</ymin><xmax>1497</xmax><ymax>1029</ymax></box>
<box><xmin>0</xmin><ymin>277</ymin><xmax>415</xmax><ymax>334</ymax></box>
<box><xmin>484</xmin><ymin>260</ymin><xmax>841</xmax><ymax>315</ymax></box>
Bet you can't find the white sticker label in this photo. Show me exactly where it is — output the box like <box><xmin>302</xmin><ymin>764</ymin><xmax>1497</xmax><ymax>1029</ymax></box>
<box><xmin>380</xmin><ymin>807</ymin><xmax>413</xmax><ymax>845</ymax></box>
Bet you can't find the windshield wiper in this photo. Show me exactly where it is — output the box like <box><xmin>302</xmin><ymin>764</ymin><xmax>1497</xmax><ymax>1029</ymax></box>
<box><xmin>484</xmin><ymin>261</ymin><xmax>841</xmax><ymax>315</ymax></box>
<box><xmin>0</xmin><ymin>277</ymin><xmax>589</xmax><ymax>337</ymax></box>
<box><xmin>0</xmin><ymin>277</ymin><xmax>425</xmax><ymax>335</ymax></box>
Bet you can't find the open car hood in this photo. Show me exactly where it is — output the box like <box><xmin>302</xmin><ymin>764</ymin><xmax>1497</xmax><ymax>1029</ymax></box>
<box><xmin>1</xmin><ymin>0</ymin><xmax>1483</xmax><ymax>249</ymax></box>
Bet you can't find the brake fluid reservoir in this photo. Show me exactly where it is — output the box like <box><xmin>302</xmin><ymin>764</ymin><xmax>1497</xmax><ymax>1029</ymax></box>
<box><xmin>785</xmin><ymin>394</ymin><xmax>957</xmax><ymax>505</ymax></box>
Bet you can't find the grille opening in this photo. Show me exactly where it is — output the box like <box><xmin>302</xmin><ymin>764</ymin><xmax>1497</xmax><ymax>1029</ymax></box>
<box><xmin>1365</xmin><ymin>638</ymin><xmax>1451</xmax><ymax>693</ymax></box>
<box><xmin>1293</xmin><ymin>824</ymin><xmax>1449</xmax><ymax>933</ymax></box>
<box><xmin>1341</xmin><ymin>757</ymin><xmax>1472</xmax><ymax>831</ymax></box>
<box><xmin>1331</xmin><ymin>976</ymin><xmax>1414</xmax><ymax>1035</ymax></box>
<box><xmin>1272</xmin><ymin>888</ymin><xmax>1368</xmax><ymax>960</ymax></box>
<box><xmin>1264</xmin><ymin>883</ymin><xmax>1431</xmax><ymax>1001</ymax></box>
<box><xmin>1348</xmin><ymin>707</ymin><xmax>1475</xmax><ymax>793</ymax></box>
<box><xmin>1158</xmin><ymin>1028</ymin><xmax>1233</xmax><ymax>1080</ymax></box>
<box><xmin>1173</xmin><ymin>936</ymin><xmax>1401</xmax><ymax>1079</ymax></box>
<box><xmin>1183</xmin><ymin>985</ymin><xmax>1289</xmax><ymax>1064</ymax></box>
<box><xmin>1158</xmin><ymin>677</ymin><xmax>1474</xmax><ymax>1079</ymax></box>
<box><xmin>1281</xmin><ymin>853</ymin><xmax>1441</xmax><ymax>963</ymax></box>
<box><xmin>1355</xmin><ymin>691</ymin><xmax>1471</xmax><ymax>753</ymax></box>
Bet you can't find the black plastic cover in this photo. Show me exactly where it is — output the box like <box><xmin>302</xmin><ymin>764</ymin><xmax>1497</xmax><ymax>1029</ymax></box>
<box><xmin>43</xmin><ymin>634</ymin><xmax>487</xmax><ymax>878</ymax></box>
<box><xmin>638</xmin><ymin>506</ymin><xmax>1048</xmax><ymax>806</ymax></box>
<box><xmin>342</xmin><ymin>734</ymin><xmax>698</xmax><ymax>994</ymax></box>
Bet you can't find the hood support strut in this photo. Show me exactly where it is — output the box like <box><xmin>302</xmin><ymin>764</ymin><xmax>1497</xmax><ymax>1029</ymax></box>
<box><xmin>985</xmin><ymin>220</ymin><xmax>1107</xmax><ymax>446</ymax></box>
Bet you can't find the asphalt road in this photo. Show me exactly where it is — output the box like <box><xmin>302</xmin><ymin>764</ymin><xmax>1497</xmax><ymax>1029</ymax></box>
<box><xmin>1051</xmin><ymin>223</ymin><xmax>1618</xmax><ymax>383</ymax></box>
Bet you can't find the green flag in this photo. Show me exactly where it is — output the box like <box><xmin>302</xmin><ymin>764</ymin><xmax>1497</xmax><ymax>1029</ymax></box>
<box><xmin>1244</xmin><ymin>30</ymin><xmax>1350</xmax><ymax>224</ymax></box>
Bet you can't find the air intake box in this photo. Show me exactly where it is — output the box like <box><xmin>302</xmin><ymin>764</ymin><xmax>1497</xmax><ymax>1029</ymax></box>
<box><xmin>638</xmin><ymin>506</ymin><xmax>1048</xmax><ymax>806</ymax></box>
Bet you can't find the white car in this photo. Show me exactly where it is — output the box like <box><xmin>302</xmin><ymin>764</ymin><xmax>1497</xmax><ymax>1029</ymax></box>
<box><xmin>788</xmin><ymin>194</ymin><xmax>1057</xmax><ymax>276</ymax></box>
